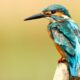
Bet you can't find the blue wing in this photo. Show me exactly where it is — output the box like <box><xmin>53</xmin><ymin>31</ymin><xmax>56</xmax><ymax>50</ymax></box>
<box><xmin>51</xmin><ymin>15</ymin><xmax>80</xmax><ymax>45</ymax></box>
<box><xmin>51</xmin><ymin>28</ymin><xmax>75</xmax><ymax>57</ymax></box>
<box><xmin>48</xmin><ymin>16</ymin><xmax>80</xmax><ymax>76</ymax></box>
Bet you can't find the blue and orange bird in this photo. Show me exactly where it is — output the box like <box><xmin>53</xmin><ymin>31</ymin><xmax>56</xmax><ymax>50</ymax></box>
<box><xmin>24</xmin><ymin>4</ymin><xmax>80</xmax><ymax>77</ymax></box>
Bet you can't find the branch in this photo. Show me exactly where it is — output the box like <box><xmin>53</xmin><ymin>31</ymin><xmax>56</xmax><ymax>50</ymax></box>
<box><xmin>53</xmin><ymin>62</ymin><xmax>80</xmax><ymax>80</ymax></box>
<box><xmin>53</xmin><ymin>62</ymin><xmax>69</xmax><ymax>80</ymax></box>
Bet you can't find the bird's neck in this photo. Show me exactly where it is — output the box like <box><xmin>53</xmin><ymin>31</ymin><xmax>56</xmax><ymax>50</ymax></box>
<box><xmin>47</xmin><ymin>14</ymin><xmax>69</xmax><ymax>24</ymax></box>
<box><xmin>61</xmin><ymin>15</ymin><xmax>69</xmax><ymax>19</ymax></box>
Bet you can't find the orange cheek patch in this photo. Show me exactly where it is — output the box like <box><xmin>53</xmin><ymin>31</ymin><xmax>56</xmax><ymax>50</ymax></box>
<box><xmin>54</xmin><ymin>12</ymin><xmax>64</xmax><ymax>16</ymax></box>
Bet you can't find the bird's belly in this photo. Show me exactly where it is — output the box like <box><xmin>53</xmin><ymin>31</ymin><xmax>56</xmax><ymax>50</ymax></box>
<box><xmin>55</xmin><ymin>43</ymin><xmax>66</xmax><ymax>58</ymax></box>
<box><xmin>48</xmin><ymin>30</ymin><xmax>66</xmax><ymax>58</ymax></box>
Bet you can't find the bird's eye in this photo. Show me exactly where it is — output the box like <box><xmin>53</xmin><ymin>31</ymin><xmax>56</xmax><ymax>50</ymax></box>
<box><xmin>43</xmin><ymin>10</ymin><xmax>57</xmax><ymax>16</ymax></box>
<box><xmin>51</xmin><ymin>10</ymin><xmax>56</xmax><ymax>14</ymax></box>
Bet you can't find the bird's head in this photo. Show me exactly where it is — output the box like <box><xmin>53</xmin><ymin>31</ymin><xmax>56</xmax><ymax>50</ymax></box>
<box><xmin>24</xmin><ymin>4</ymin><xmax>71</xmax><ymax>22</ymax></box>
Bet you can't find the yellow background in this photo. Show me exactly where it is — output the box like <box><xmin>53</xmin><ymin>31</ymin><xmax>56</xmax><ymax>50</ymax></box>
<box><xmin>0</xmin><ymin>0</ymin><xmax>80</xmax><ymax>80</ymax></box>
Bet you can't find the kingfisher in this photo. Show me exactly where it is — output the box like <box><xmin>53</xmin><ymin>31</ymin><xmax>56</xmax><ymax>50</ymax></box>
<box><xmin>24</xmin><ymin>4</ymin><xmax>80</xmax><ymax>77</ymax></box>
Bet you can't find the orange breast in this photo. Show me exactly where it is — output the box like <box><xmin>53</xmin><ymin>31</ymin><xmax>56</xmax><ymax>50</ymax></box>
<box><xmin>55</xmin><ymin>43</ymin><xmax>65</xmax><ymax>57</ymax></box>
<box><xmin>48</xmin><ymin>30</ymin><xmax>65</xmax><ymax>57</ymax></box>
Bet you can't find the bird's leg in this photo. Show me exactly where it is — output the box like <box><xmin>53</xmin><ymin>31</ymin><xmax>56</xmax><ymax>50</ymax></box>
<box><xmin>58</xmin><ymin>57</ymin><xmax>66</xmax><ymax>63</ymax></box>
<box><xmin>54</xmin><ymin>43</ymin><xmax>67</xmax><ymax>63</ymax></box>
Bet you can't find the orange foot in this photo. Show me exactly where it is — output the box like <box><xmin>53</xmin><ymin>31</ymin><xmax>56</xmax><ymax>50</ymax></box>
<box><xmin>58</xmin><ymin>57</ymin><xmax>67</xmax><ymax>63</ymax></box>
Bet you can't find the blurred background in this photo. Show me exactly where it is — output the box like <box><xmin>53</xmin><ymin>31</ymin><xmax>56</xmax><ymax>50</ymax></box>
<box><xmin>0</xmin><ymin>0</ymin><xmax>80</xmax><ymax>80</ymax></box>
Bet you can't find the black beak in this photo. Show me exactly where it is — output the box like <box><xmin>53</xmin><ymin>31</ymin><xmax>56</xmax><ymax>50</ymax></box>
<box><xmin>24</xmin><ymin>13</ymin><xmax>46</xmax><ymax>21</ymax></box>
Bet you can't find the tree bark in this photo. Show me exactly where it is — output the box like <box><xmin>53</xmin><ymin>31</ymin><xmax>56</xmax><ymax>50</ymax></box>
<box><xmin>53</xmin><ymin>62</ymin><xmax>80</xmax><ymax>80</ymax></box>
<box><xmin>53</xmin><ymin>62</ymin><xmax>69</xmax><ymax>80</ymax></box>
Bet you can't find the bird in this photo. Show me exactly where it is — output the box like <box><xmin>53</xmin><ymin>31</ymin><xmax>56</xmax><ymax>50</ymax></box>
<box><xmin>24</xmin><ymin>4</ymin><xmax>80</xmax><ymax>77</ymax></box>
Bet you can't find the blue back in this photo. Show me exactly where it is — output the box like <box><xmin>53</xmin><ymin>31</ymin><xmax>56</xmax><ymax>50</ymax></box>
<box><xmin>48</xmin><ymin>15</ymin><xmax>80</xmax><ymax>76</ymax></box>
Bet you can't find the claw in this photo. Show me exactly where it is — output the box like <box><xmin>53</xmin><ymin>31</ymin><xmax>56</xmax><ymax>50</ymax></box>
<box><xmin>58</xmin><ymin>57</ymin><xmax>67</xmax><ymax>63</ymax></box>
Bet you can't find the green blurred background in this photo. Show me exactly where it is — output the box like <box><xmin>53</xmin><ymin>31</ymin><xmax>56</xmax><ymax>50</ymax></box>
<box><xmin>0</xmin><ymin>0</ymin><xmax>80</xmax><ymax>80</ymax></box>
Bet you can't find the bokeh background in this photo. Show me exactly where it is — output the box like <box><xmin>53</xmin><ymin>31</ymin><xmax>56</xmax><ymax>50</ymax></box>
<box><xmin>0</xmin><ymin>0</ymin><xmax>80</xmax><ymax>80</ymax></box>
